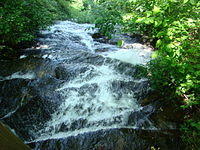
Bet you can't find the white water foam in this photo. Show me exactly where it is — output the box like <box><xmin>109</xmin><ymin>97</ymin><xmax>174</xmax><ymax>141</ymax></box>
<box><xmin>103</xmin><ymin>47</ymin><xmax>151</xmax><ymax>65</ymax></box>
<box><xmin>0</xmin><ymin>72</ymin><xmax>36</xmax><ymax>81</ymax></box>
<box><xmin>35</xmin><ymin>63</ymin><xmax>143</xmax><ymax>140</ymax></box>
<box><xmin>41</xmin><ymin>21</ymin><xmax>95</xmax><ymax>52</ymax></box>
<box><xmin>31</xmin><ymin>21</ymin><xmax>153</xmax><ymax>142</ymax></box>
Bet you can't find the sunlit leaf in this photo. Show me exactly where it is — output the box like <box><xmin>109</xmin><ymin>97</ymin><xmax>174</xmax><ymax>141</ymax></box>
<box><xmin>117</xmin><ymin>40</ymin><xmax>124</xmax><ymax>47</ymax></box>
<box><xmin>153</xmin><ymin>6</ymin><xmax>161</xmax><ymax>14</ymax></box>
<box><xmin>135</xmin><ymin>17</ymin><xmax>145</xmax><ymax>23</ymax></box>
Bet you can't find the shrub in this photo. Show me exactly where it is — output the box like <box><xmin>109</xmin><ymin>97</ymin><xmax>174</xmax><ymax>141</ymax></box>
<box><xmin>0</xmin><ymin>0</ymin><xmax>71</xmax><ymax>58</ymax></box>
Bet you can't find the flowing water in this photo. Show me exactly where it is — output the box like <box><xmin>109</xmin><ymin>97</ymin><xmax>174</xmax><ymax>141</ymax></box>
<box><xmin>32</xmin><ymin>21</ymin><xmax>152</xmax><ymax>141</ymax></box>
<box><xmin>0</xmin><ymin>21</ymin><xmax>182</xmax><ymax>149</ymax></box>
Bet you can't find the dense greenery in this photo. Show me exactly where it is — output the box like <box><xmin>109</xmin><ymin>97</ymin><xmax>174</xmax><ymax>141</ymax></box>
<box><xmin>77</xmin><ymin>0</ymin><xmax>200</xmax><ymax>148</ymax></box>
<box><xmin>0</xmin><ymin>0</ymin><xmax>72</xmax><ymax>58</ymax></box>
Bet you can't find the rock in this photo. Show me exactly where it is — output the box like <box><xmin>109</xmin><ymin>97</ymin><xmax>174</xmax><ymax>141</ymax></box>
<box><xmin>55</xmin><ymin>66</ymin><xmax>70</xmax><ymax>80</ymax></box>
<box><xmin>54</xmin><ymin>63</ymin><xmax>91</xmax><ymax>81</ymax></box>
<box><xmin>139</xmin><ymin>92</ymin><xmax>184</xmax><ymax>130</ymax></box>
<box><xmin>0</xmin><ymin>76</ymin><xmax>63</xmax><ymax>141</ymax></box>
<box><xmin>29</xmin><ymin>128</ymin><xmax>184</xmax><ymax>150</ymax></box>
<box><xmin>142</xmin><ymin>105</ymin><xmax>154</xmax><ymax>114</ymax></box>
<box><xmin>110</xmin><ymin>79</ymin><xmax>150</xmax><ymax>100</ymax></box>
<box><xmin>127</xmin><ymin>105</ymin><xmax>154</xmax><ymax>128</ymax></box>
<box><xmin>108</xmin><ymin>34</ymin><xmax>139</xmax><ymax>45</ymax></box>
<box><xmin>0</xmin><ymin>57</ymin><xmax>55</xmax><ymax>78</ymax></box>
<box><xmin>0</xmin><ymin>79</ymin><xmax>31</xmax><ymax>119</ymax></box>
<box><xmin>92</xmin><ymin>33</ymin><xmax>109</xmax><ymax>43</ymax></box>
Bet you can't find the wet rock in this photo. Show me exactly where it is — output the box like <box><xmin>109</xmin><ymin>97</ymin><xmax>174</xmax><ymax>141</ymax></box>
<box><xmin>108</xmin><ymin>33</ymin><xmax>139</xmax><ymax>45</ymax></box>
<box><xmin>127</xmin><ymin>105</ymin><xmax>154</xmax><ymax>128</ymax></box>
<box><xmin>110</xmin><ymin>80</ymin><xmax>136</xmax><ymax>100</ymax></box>
<box><xmin>54</xmin><ymin>63</ymin><xmax>91</xmax><ymax>81</ymax></box>
<box><xmin>1</xmin><ymin>20</ymin><xmax>180</xmax><ymax>149</ymax></box>
<box><xmin>54</xmin><ymin>30</ymin><xmax>62</xmax><ymax>33</ymax></box>
<box><xmin>0</xmin><ymin>79</ymin><xmax>31</xmax><ymax>119</ymax></box>
<box><xmin>59</xmin><ymin>123</ymin><xmax>70</xmax><ymax>132</ymax></box>
<box><xmin>114</xmin><ymin>63</ymin><xmax>148</xmax><ymax>78</ymax></box>
<box><xmin>32</xmin><ymin>76</ymin><xmax>63</xmax><ymax>102</ymax></box>
<box><xmin>78</xmin><ymin>84</ymin><xmax>98</xmax><ymax>97</ymax></box>
<box><xmin>133</xmin><ymin>80</ymin><xmax>150</xmax><ymax>100</ymax></box>
<box><xmin>21</xmin><ymin>49</ymin><xmax>43</xmax><ymax>56</ymax></box>
<box><xmin>0</xmin><ymin>57</ymin><xmax>55</xmax><ymax>78</ymax></box>
<box><xmin>110</xmin><ymin>79</ymin><xmax>150</xmax><ymax>100</ymax></box>
<box><xmin>55</xmin><ymin>66</ymin><xmax>70</xmax><ymax>80</ymax></box>
<box><xmin>71</xmin><ymin>52</ymin><xmax>105</xmax><ymax>65</ymax></box>
<box><xmin>68</xmin><ymin>35</ymin><xmax>82</xmax><ymax>43</ymax></box>
<box><xmin>150</xmin><ymin>102</ymin><xmax>183</xmax><ymax>129</ymax></box>
<box><xmin>95</xmin><ymin>48</ymin><xmax>110</xmax><ymax>53</ymax></box>
<box><xmin>70</xmin><ymin>119</ymin><xmax>88</xmax><ymax>131</ymax></box>
<box><xmin>139</xmin><ymin>92</ymin><xmax>184</xmax><ymax>130</ymax></box>
<box><xmin>0</xmin><ymin>76</ymin><xmax>63</xmax><ymax>141</ymax></box>
<box><xmin>92</xmin><ymin>33</ymin><xmax>109</xmax><ymax>43</ymax></box>
<box><xmin>142</xmin><ymin>105</ymin><xmax>154</xmax><ymax>114</ymax></box>
<box><xmin>94</xmin><ymin>42</ymin><xmax>118</xmax><ymax>53</ymax></box>
<box><xmin>29</xmin><ymin>128</ymin><xmax>184</xmax><ymax>150</ymax></box>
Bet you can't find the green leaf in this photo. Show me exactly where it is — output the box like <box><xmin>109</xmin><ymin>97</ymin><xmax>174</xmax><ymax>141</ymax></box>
<box><xmin>190</xmin><ymin>0</ymin><xmax>196</xmax><ymax>4</ymax></box>
<box><xmin>154</xmin><ymin>20</ymin><xmax>162</xmax><ymax>27</ymax></box>
<box><xmin>153</xmin><ymin>6</ymin><xmax>161</xmax><ymax>14</ymax></box>
<box><xmin>135</xmin><ymin>17</ymin><xmax>145</xmax><ymax>23</ymax></box>
<box><xmin>156</xmin><ymin>39</ymin><xmax>162</xmax><ymax>47</ymax></box>
<box><xmin>117</xmin><ymin>40</ymin><xmax>124</xmax><ymax>47</ymax></box>
<box><xmin>152</xmin><ymin>51</ymin><xmax>159</xmax><ymax>58</ymax></box>
<box><xmin>143</xmin><ymin>17</ymin><xmax>154</xmax><ymax>24</ymax></box>
<box><xmin>145</xmin><ymin>11</ymin><xmax>152</xmax><ymax>17</ymax></box>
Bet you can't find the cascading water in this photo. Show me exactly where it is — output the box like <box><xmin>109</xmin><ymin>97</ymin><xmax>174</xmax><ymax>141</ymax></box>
<box><xmin>1</xmin><ymin>21</ymin><xmax>182</xmax><ymax>149</ymax></box>
<box><xmin>29</xmin><ymin>21</ymin><xmax>153</xmax><ymax>142</ymax></box>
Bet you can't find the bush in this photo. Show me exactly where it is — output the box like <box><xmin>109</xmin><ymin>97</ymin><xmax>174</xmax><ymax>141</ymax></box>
<box><xmin>0</xmin><ymin>0</ymin><xmax>72</xmax><ymax>58</ymax></box>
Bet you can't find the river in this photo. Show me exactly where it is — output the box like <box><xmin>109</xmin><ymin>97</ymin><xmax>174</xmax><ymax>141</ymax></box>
<box><xmin>0</xmin><ymin>21</ymin><xmax>183</xmax><ymax>149</ymax></box>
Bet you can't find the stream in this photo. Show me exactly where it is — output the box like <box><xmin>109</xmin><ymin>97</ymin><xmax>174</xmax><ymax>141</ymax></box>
<box><xmin>0</xmin><ymin>21</ymin><xmax>183</xmax><ymax>149</ymax></box>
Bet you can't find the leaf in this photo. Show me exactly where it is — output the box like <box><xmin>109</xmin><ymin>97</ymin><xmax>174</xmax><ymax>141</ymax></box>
<box><xmin>135</xmin><ymin>17</ymin><xmax>145</xmax><ymax>23</ymax></box>
<box><xmin>153</xmin><ymin>6</ymin><xmax>161</xmax><ymax>14</ymax></box>
<box><xmin>190</xmin><ymin>0</ymin><xmax>196</xmax><ymax>4</ymax></box>
<box><xmin>145</xmin><ymin>11</ymin><xmax>152</xmax><ymax>17</ymax></box>
<box><xmin>144</xmin><ymin>17</ymin><xmax>154</xmax><ymax>24</ymax></box>
<box><xmin>152</xmin><ymin>51</ymin><xmax>159</xmax><ymax>58</ymax></box>
<box><xmin>156</xmin><ymin>31</ymin><xmax>167</xmax><ymax>37</ymax></box>
<box><xmin>156</xmin><ymin>39</ymin><xmax>162</xmax><ymax>47</ymax></box>
<box><xmin>117</xmin><ymin>40</ymin><xmax>124</xmax><ymax>47</ymax></box>
<box><xmin>154</xmin><ymin>20</ymin><xmax>162</xmax><ymax>27</ymax></box>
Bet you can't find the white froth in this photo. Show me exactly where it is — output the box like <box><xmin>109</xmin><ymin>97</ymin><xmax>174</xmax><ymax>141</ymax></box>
<box><xmin>104</xmin><ymin>48</ymin><xmax>151</xmax><ymax>65</ymax></box>
<box><xmin>0</xmin><ymin>72</ymin><xmax>35</xmax><ymax>81</ymax></box>
<box><xmin>29</xmin><ymin>21</ymin><xmax>153</xmax><ymax>142</ymax></box>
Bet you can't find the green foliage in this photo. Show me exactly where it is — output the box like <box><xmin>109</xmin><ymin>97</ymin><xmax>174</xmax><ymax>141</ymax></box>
<box><xmin>0</xmin><ymin>0</ymin><xmax>71</xmax><ymax>58</ymax></box>
<box><xmin>91</xmin><ymin>0</ymin><xmax>124</xmax><ymax>38</ymax></box>
<box><xmin>71</xmin><ymin>0</ymin><xmax>124</xmax><ymax>37</ymax></box>
<box><xmin>181</xmin><ymin>119</ymin><xmax>200</xmax><ymax>149</ymax></box>
<box><xmin>129</xmin><ymin>1</ymin><xmax>200</xmax><ymax>147</ymax></box>
<box><xmin>67</xmin><ymin>0</ymin><xmax>96</xmax><ymax>23</ymax></box>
